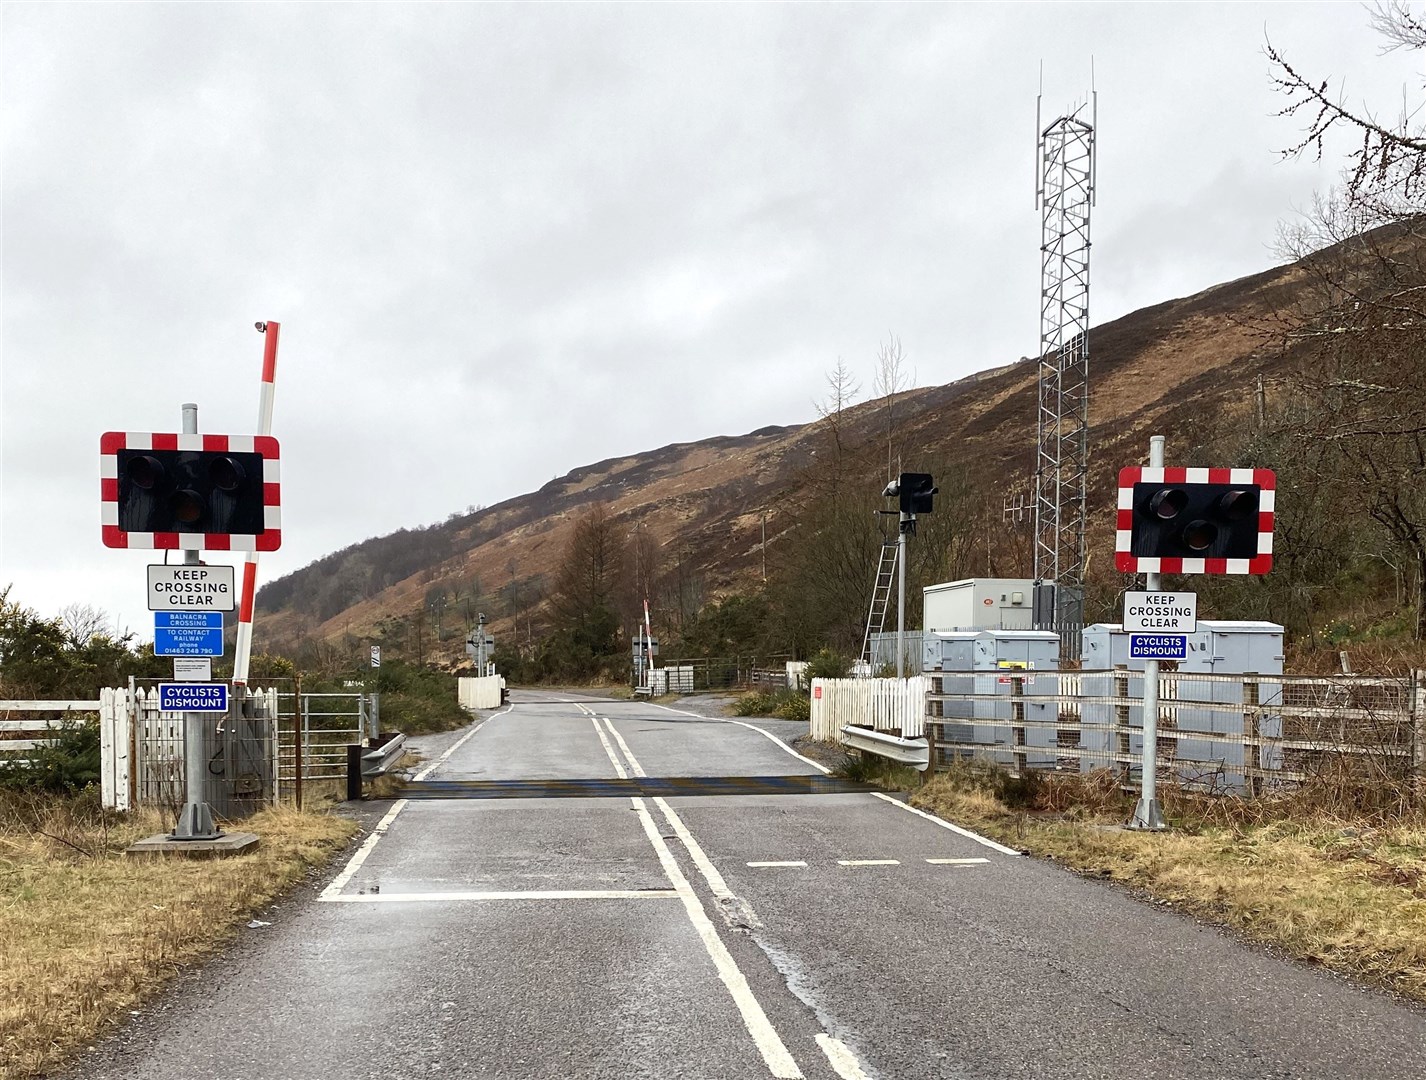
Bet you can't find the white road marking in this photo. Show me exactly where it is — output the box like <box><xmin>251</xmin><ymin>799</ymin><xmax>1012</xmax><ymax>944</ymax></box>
<box><xmin>747</xmin><ymin>861</ymin><xmax>807</xmax><ymax>868</ymax></box>
<box><xmin>926</xmin><ymin>857</ymin><xmax>990</xmax><ymax>866</ymax></box>
<box><xmin>837</xmin><ymin>859</ymin><xmax>900</xmax><ymax>866</ymax></box>
<box><xmin>320</xmin><ymin>705</ymin><xmax>512</xmax><ymax>900</ymax></box>
<box><xmin>322</xmin><ymin>889</ymin><xmax>680</xmax><ymax>903</ymax></box>
<box><xmin>869</xmin><ymin>791</ymin><xmax>1023</xmax><ymax>856</ymax></box>
<box><xmin>600</xmin><ymin>716</ymin><xmax>647</xmax><ymax>777</ymax></box>
<box><xmin>648</xmin><ymin>704</ymin><xmax>831</xmax><ymax>775</ymax></box>
<box><xmin>815</xmin><ymin>1033</ymin><xmax>873</xmax><ymax>1080</ymax></box>
<box><xmin>413</xmin><ymin>705</ymin><xmax>509</xmax><ymax>781</ymax></box>
<box><xmin>598</xmin><ymin>717</ymin><xmax>739</xmax><ymax>903</ymax></box>
<box><xmin>320</xmin><ymin>798</ymin><xmax>409</xmax><ymax>900</ymax></box>
<box><xmin>653</xmin><ymin>796</ymin><xmax>736</xmax><ymax>899</ymax></box>
<box><xmin>631</xmin><ymin>797</ymin><xmax>803</xmax><ymax>1079</ymax></box>
<box><xmin>588</xmin><ymin>714</ymin><xmax>629</xmax><ymax>779</ymax></box>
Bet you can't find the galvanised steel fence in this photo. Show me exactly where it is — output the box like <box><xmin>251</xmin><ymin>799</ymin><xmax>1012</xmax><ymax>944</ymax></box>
<box><xmin>926</xmin><ymin>669</ymin><xmax>1424</xmax><ymax>796</ymax></box>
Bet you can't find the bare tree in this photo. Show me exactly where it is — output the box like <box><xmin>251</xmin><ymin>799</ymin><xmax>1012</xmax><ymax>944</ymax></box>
<box><xmin>58</xmin><ymin>602</ymin><xmax>109</xmax><ymax>646</ymax></box>
<box><xmin>1268</xmin><ymin>2</ymin><xmax>1426</xmax><ymax>210</ymax></box>
<box><xmin>872</xmin><ymin>333</ymin><xmax>913</xmax><ymax>482</ymax></box>
<box><xmin>1269</xmin><ymin>4</ymin><xmax>1426</xmax><ymax>637</ymax></box>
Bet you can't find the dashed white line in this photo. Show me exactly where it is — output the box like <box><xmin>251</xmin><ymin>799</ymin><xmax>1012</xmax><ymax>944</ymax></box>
<box><xmin>837</xmin><ymin>859</ymin><xmax>900</xmax><ymax>867</ymax></box>
<box><xmin>868</xmin><ymin>791</ymin><xmax>1023</xmax><ymax>856</ymax></box>
<box><xmin>747</xmin><ymin>861</ymin><xmax>807</xmax><ymax>868</ymax></box>
<box><xmin>926</xmin><ymin>857</ymin><xmax>990</xmax><ymax>866</ymax></box>
<box><xmin>816</xmin><ymin>1033</ymin><xmax>873</xmax><ymax>1080</ymax></box>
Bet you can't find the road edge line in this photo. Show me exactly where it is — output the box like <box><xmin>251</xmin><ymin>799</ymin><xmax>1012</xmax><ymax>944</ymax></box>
<box><xmin>868</xmin><ymin>791</ymin><xmax>1024</xmax><ymax>856</ymax></box>
<box><xmin>320</xmin><ymin>706</ymin><xmax>510</xmax><ymax>900</ymax></box>
<box><xmin>647</xmin><ymin>703</ymin><xmax>831</xmax><ymax>775</ymax></box>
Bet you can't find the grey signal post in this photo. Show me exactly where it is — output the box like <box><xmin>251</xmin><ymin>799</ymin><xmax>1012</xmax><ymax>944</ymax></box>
<box><xmin>897</xmin><ymin>507</ymin><xmax>909</xmax><ymax>679</ymax></box>
<box><xmin>170</xmin><ymin>402</ymin><xmax>222</xmax><ymax>842</ymax></box>
<box><xmin>1128</xmin><ymin>435</ymin><xmax>1168</xmax><ymax>831</ymax></box>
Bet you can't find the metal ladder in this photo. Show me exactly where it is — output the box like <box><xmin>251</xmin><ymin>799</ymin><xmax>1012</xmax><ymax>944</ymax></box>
<box><xmin>858</xmin><ymin>540</ymin><xmax>899</xmax><ymax>672</ymax></box>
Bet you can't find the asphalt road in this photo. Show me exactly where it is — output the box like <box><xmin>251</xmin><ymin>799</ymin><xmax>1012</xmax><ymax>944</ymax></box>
<box><xmin>70</xmin><ymin>690</ymin><xmax>1426</xmax><ymax>1080</ymax></box>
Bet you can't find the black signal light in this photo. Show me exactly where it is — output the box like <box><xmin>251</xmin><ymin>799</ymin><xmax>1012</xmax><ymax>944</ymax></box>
<box><xmin>116</xmin><ymin>448</ymin><xmax>264</xmax><ymax>536</ymax></box>
<box><xmin>1130</xmin><ymin>482</ymin><xmax>1262</xmax><ymax>562</ymax></box>
<box><xmin>897</xmin><ymin>472</ymin><xmax>938</xmax><ymax>516</ymax></box>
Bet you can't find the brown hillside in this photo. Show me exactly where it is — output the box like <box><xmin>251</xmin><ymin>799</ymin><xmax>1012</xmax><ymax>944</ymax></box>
<box><xmin>255</xmin><ymin>246</ymin><xmax>1324</xmax><ymax>658</ymax></box>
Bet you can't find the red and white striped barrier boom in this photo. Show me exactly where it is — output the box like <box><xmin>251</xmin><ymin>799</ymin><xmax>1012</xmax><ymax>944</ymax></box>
<box><xmin>233</xmin><ymin>321</ymin><xmax>280</xmax><ymax>687</ymax></box>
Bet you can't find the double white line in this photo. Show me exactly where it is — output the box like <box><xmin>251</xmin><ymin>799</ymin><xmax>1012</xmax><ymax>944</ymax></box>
<box><xmin>583</xmin><ymin>706</ymin><xmax>871</xmax><ymax>1080</ymax></box>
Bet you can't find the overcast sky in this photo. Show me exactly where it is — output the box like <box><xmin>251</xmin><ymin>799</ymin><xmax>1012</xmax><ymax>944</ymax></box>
<box><xmin>2</xmin><ymin>2</ymin><xmax>1419</xmax><ymax>642</ymax></box>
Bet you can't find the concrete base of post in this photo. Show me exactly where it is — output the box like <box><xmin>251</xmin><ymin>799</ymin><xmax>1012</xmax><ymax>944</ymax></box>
<box><xmin>127</xmin><ymin>831</ymin><xmax>259</xmax><ymax>859</ymax></box>
<box><xmin>170</xmin><ymin>800</ymin><xmax>221</xmax><ymax>841</ymax></box>
<box><xmin>1127</xmin><ymin>798</ymin><xmax>1167</xmax><ymax>830</ymax></box>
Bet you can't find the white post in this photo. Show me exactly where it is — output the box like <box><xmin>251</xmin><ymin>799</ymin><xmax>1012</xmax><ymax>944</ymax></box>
<box><xmin>1129</xmin><ymin>435</ymin><xmax>1168</xmax><ymax>830</ymax></box>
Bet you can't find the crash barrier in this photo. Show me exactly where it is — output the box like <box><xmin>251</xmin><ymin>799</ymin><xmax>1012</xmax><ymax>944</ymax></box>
<box><xmin>346</xmin><ymin>733</ymin><xmax>408</xmax><ymax>800</ymax></box>
<box><xmin>458</xmin><ymin>675</ymin><xmax>505</xmax><ymax>710</ymax></box>
<box><xmin>926</xmin><ymin>669</ymin><xmax>1426</xmax><ymax>797</ymax></box>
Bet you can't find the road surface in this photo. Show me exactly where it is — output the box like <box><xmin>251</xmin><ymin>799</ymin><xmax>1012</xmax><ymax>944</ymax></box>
<box><xmin>72</xmin><ymin>690</ymin><xmax>1426</xmax><ymax>1079</ymax></box>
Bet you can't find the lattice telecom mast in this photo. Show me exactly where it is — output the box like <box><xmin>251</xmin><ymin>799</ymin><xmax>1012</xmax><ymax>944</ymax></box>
<box><xmin>1033</xmin><ymin>86</ymin><xmax>1096</xmax><ymax>659</ymax></box>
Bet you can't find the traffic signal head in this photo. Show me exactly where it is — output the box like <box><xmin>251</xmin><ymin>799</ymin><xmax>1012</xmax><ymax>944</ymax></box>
<box><xmin>897</xmin><ymin>472</ymin><xmax>937</xmax><ymax>515</ymax></box>
<box><xmin>101</xmin><ymin>433</ymin><xmax>281</xmax><ymax>551</ymax></box>
<box><xmin>1115</xmin><ymin>467</ymin><xmax>1274</xmax><ymax>574</ymax></box>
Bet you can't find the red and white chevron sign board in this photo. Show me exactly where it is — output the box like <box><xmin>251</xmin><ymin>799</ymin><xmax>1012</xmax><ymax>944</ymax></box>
<box><xmin>99</xmin><ymin>432</ymin><xmax>281</xmax><ymax>551</ymax></box>
<box><xmin>1115</xmin><ymin>467</ymin><xmax>1274</xmax><ymax>575</ymax></box>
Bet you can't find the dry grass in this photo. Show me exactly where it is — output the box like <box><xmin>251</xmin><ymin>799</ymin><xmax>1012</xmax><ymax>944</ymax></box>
<box><xmin>0</xmin><ymin>792</ymin><xmax>357</xmax><ymax>1079</ymax></box>
<box><xmin>911</xmin><ymin>772</ymin><xmax>1426</xmax><ymax>1003</ymax></box>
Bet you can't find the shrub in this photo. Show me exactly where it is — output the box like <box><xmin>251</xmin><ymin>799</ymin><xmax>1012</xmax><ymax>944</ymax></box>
<box><xmin>0</xmin><ymin>719</ymin><xmax>101</xmax><ymax>794</ymax></box>
<box><xmin>732</xmin><ymin>689</ymin><xmax>808</xmax><ymax>720</ymax></box>
<box><xmin>806</xmin><ymin>648</ymin><xmax>850</xmax><ymax>680</ymax></box>
<box><xmin>772</xmin><ymin>693</ymin><xmax>810</xmax><ymax>722</ymax></box>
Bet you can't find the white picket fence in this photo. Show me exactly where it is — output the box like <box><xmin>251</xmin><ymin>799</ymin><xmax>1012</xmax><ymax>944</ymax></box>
<box><xmin>458</xmin><ymin>675</ymin><xmax>506</xmax><ymax>710</ymax></box>
<box><xmin>810</xmin><ymin>677</ymin><xmax>928</xmax><ymax>743</ymax></box>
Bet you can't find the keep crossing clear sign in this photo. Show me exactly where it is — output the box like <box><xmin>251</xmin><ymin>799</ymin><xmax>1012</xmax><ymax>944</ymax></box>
<box><xmin>1123</xmin><ymin>591</ymin><xmax>1197</xmax><ymax>633</ymax></box>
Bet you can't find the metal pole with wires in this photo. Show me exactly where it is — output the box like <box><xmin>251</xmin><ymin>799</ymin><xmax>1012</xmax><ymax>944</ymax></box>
<box><xmin>170</xmin><ymin>401</ymin><xmax>220</xmax><ymax>841</ymax></box>
<box><xmin>1128</xmin><ymin>435</ymin><xmax>1168</xmax><ymax>831</ymax></box>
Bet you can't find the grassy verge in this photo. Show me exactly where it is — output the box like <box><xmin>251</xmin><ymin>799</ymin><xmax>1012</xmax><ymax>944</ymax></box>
<box><xmin>910</xmin><ymin>765</ymin><xmax>1426</xmax><ymax>1004</ymax></box>
<box><xmin>0</xmin><ymin>791</ymin><xmax>358</xmax><ymax>1079</ymax></box>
